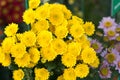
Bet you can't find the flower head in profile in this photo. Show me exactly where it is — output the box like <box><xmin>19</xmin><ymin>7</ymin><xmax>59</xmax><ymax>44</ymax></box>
<box><xmin>98</xmin><ymin>61</ymin><xmax>112</xmax><ymax>79</ymax></box>
<box><xmin>98</xmin><ymin>17</ymin><xmax>117</xmax><ymax>29</ymax></box>
<box><xmin>13</xmin><ymin>69</ymin><xmax>24</xmax><ymax>80</ymax></box>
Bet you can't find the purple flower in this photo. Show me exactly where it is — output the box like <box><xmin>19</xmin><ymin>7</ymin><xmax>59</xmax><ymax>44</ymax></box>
<box><xmin>104</xmin><ymin>27</ymin><xmax>118</xmax><ymax>40</ymax></box>
<box><xmin>115</xmin><ymin>42</ymin><xmax>120</xmax><ymax>53</ymax></box>
<box><xmin>116</xmin><ymin>23</ymin><xmax>120</xmax><ymax>33</ymax></box>
<box><xmin>98</xmin><ymin>17</ymin><xmax>117</xmax><ymax>30</ymax></box>
<box><xmin>90</xmin><ymin>39</ymin><xmax>103</xmax><ymax>53</ymax></box>
<box><xmin>101</xmin><ymin>48</ymin><xmax>119</xmax><ymax>66</ymax></box>
<box><xmin>101</xmin><ymin>49</ymin><xmax>107</xmax><ymax>57</ymax></box>
<box><xmin>114</xmin><ymin>57</ymin><xmax>120</xmax><ymax>73</ymax></box>
<box><xmin>98</xmin><ymin>61</ymin><xmax>112</xmax><ymax>79</ymax></box>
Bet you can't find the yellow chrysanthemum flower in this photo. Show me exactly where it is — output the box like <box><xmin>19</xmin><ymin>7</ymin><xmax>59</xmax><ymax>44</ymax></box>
<box><xmin>49</xmin><ymin>5</ymin><xmax>64</xmax><ymax>25</ymax></box>
<box><xmin>63</xmin><ymin>68</ymin><xmax>76</xmax><ymax>80</ymax></box>
<box><xmin>89</xmin><ymin>56</ymin><xmax>100</xmax><ymax>68</ymax></box>
<box><xmin>75</xmin><ymin>35</ymin><xmax>90</xmax><ymax>49</ymax></box>
<box><xmin>35</xmin><ymin>3</ymin><xmax>50</xmax><ymax>20</ymax></box>
<box><xmin>2</xmin><ymin>54</ymin><xmax>11</xmax><ymax>67</ymax></box>
<box><xmin>37</xmin><ymin>30</ymin><xmax>53</xmax><ymax>47</ymax></box>
<box><xmin>23</xmin><ymin>8</ymin><xmax>35</xmax><ymax>24</ymax></box>
<box><xmin>29</xmin><ymin>47</ymin><xmax>40</xmax><ymax>63</ymax></box>
<box><xmin>51</xmin><ymin>38</ymin><xmax>67</xmax><ymax>55</ymax></box>
<box><xmin>61</xmin><ymin>5</ymin><xmax>72</xmax><ymax>19</ymax></box>
<box><xmin>67</xmin><ymin>41</ymin><xmax>81</xmax><ymax>57</ymax></box>
<box><xmin>83</xmin><ymin>22</ymin><xmax>95</xmax><ymax>36</ymax></box>
<box><xmin>81</xmin><ymin>39</ymin><xmax>91</xmax><ymax>49</ymax></box>
<box><xmin>4</xmin><ymin>23</ymin><xmax>18</xmax><ymax>37</ymax></box>
<box><xmin>0</xmin><ymin>47</ymin><xmax>5</xmax><ymax>63</ymax></box>
<box><xmin>14</xmin><ymin>53</ymin><xmax>30</xmax><ymax>67</ymax></box>
<box><xmin>60</xmin><ymin>19</ymin><xmax>68</xmax><ymax>27</ymax></box>
<box><xmin>11</xmin><ymin>43</ymin><xmax>26</xmax><ymax>58</ymax></box>
<box><xmin>75</xmin><ymin>34</ymin><xmax>87</xmax><ymax>43</ymax></box>
<box><xmin>13</xmin><ymin>69</ymin><xmax>24</xmax><ymax>80</ymax></box>
<box><xmin>2</xmin><ymin>37</ymin><xmax>15</xmax><ymax>54</ymax></box>
<box><xmin>72</xmin><ymin>16</ymin><xmax>84</xmax><ymax>25</ymax></box>
<box><xmin>31</xmin><ymin>19</ymin><xmax>49</xmax><ymax>34</ymax></box>
<box><xmin>70</xmin><ymin>23</ymin><xmax>84</xmax><ymax>38</ymax></box>
<box><xmin>16</xmin><ymin>33</ymin><xmax>22</xmax><ymax>42</ymax></box>
<box><xmin>81</xmin><ymin>47</ymin><xmax>96</xmax><ymax>64</ymax></box>
<box><xmin>62</xmin><ymin>53</ymin><xmax>76</xmax><ymax>67</ymax></box>
<box><xmin>41</xmin><ymin>45</ymin><xmax>57</xmax><ymax>61</ymax></box>
<box><xmin>75</xmin><ymin>64</ymin><xmax>89</xmax><ymax>78</ymax></box>
<box><xmin>27</xmin><ymin>62</ymin><xmax>36</xmax><ymax>68</ymax></box>
<box><xmin>35</xmin><ymin>68</ymin><xmax>49</xmax><ymax>80</ymax></box>
<box><xmin>57</xmin><ymin>75</ymin><xmax>65</xmax><ymax>80</ymax></box>
<box><xmin>29</xmin><ymin>0</ymin><xmax>40</xmax><ymax>9</ymax></box>
<box><xmin>21</xmin><ymin>31</ymin><xmax>36</xmax><ymax>47</ymax></box>
<box><xmin>55</xmin><ymin>25</ymin><xmax>68</xmax><ymax>38</ymax></box>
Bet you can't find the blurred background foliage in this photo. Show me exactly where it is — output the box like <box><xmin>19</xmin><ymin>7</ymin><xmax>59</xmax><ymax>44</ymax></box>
<box><xmin>0</xmin><ymin>0</ymin><xmax>119</xmax><ymax>26</ymax></box>
<box><xmin>46</xmin><ymin>0</ymin><xmax>111</xmax><ymax>26</ymax></box>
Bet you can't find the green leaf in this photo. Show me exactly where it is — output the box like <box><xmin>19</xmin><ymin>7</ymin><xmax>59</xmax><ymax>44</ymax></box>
<box><xmin>44</xmin><ymin>61</ymin><xmax>57</xmax><ymax>71</ymax></box>
<box><xmin>18</xmin><ymin>22</ymin><xmax>30</xmax><ymax>33</ymax></box>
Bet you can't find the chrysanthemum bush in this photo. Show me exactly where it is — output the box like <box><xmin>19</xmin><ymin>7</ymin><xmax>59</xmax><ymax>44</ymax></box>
<box><xmin>90</xmin><ymin>17</ymin><xmax>120</xmax><ymax>80</ymax></box>
<box><xmin>0</xmin><ymin>0</ymin><xmax>99</xmax><ymax>80</ymax></box>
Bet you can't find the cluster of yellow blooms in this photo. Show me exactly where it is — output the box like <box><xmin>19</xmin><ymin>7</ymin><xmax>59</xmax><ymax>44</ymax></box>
<box><xmin>0</xmin><ymin>0</ymin><xmax>99</xmax><ymax>80</ymax></box>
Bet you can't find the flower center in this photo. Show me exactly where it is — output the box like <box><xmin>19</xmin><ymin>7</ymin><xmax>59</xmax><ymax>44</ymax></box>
<box><xmin>100</xmin><ymin>67</ymin><xmax>109</xmax><ymax>76</ymax></box>
<box><xmin>91</xmin><ymin>43</ymin><xmax>99</xmax><ymax>50</ymax></box>
<box><xmin>105</xmin><ymin>53</ymin><xmax>115</xmax><ymax>63</ymax></box>
<box><xmin>107</xmin><ymin>30</ymin><xmax>115</xmax><ymax>37</ymax></box>
<box><xmin>104</xmin><ymin>21</ymin><xmax>112</xmax><ymax>28</ymax></box>
<box><xmin>116</xmin><ymin>36</ymin><xmax>120</xmax><ymax>41</ymax></box>
<box><xmin>116</xmin><ymin>27</ymin><xmax>120</xmax><ymax>32</ymax></box>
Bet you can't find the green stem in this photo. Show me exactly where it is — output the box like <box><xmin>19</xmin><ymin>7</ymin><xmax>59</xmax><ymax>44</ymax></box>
<box><xmin>24</xmin><ymin>0</ymin><xmax>31</xmax><ymax>30</ymax></box>
<box><xmin>25</xmin><ymin>0</ymin><xmax>29</xmax><ymax>10</ymax></box>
